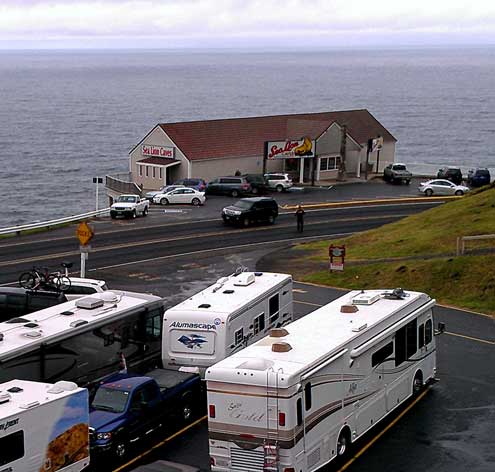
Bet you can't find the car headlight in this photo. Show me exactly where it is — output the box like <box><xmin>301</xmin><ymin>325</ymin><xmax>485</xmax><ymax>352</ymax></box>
<box><xmin>96</xmin><ymin>432</ymin><xmax>112</xmax><ymax>440</ymax></box>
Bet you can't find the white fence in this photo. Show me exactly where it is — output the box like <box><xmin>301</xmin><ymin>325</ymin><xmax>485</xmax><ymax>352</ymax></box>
<box><xmin>0</xmin><ymin>208</ymin><xmax>110</xmax><ymax>236</ymax></box>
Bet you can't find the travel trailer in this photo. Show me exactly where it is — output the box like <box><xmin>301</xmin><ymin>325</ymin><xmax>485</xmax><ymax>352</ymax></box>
<box><xmin>206</xmin><ymin>289</ymin><xmax>443</xmax><ymax>472</ymax></box>
<box><xmin>163</xmin><ymin>271</ymin><xmax>293</xmax><ymax>374</ymax></box>
<box><xmin>0</xmin><ymin>290</ymin><xmax>164</xmax><ymax>386</ymax></box>
<box><xmin>0</xmin><ymin>379</ymin><xmax>89</xmax><ymax>472</ymax></box>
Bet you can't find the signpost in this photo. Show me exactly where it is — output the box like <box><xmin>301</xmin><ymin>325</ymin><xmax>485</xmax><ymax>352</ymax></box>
<box><xmin>76</xmin><ymin>221</ymin><xmax>94</xmax><ymax>277</ymax></box>
<box><xmin>329</xmin><ymin>244</ymin><xmax>346</xmax><ymax>271</ymax></box>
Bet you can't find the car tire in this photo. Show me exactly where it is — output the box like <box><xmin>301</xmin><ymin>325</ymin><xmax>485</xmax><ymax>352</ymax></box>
<box><xmin>192</xmin><ymin>197</ymin><xmax>200</xmax><ymax>206</ymax></box>
<box><xmin>110</xmin><ymin>214</ymin><xmax>116</xmax><ymax>219</ymax></box>
<box><xmin>231</xmin><ymin>190</ymin><xmax>239</xmax><ymax>198</ymax></box>
<box><xmin>251</xmin><ymin>187</ymin><xmax>259</xmax><ymax>195</ymax></box>
<box><xmin>131</xmin><ymin>210</ymin><xmax>137</xmax><ymax>219</ymax></box>
<box><xmin>242</xmin><ymin>218</ymin><xmax>250</xmax><ymax>227</ymax></box>
<box><xmin>406</xmin><ymin>180</ymin><xmax>411</xmax><ymax>185</ymax></box>
<box><xmin>114</xmin><ymin>441</ymin><xmax>128</xmax><ymax>459</ymax></box>
<box><xmin>268</xmin><ymin>215</ymin><xmax>275</xmax><ymax>225</ymax></box>
<box><xmin>454</xmin><ymin>190</ymin><xmax>464</xmax><ymax>196</ymax></box>
<box><xmin>142</xmin><ymin>207</ymin><xmax>148</xmax><ymax>216</ymax></box>
<box><xmin>160</xmin><ymin>198</ymin><xmax>169</xmax><ymax>206</ymax></box>
<box><xmin>425</xmin><ymin>189</ymin><xmax>433</xmax><ymax>197</ymax></box>
<box><xmin>276</xmin><ymin>184</ymin><xmax>284</xmax><ymax>193</ymax></box>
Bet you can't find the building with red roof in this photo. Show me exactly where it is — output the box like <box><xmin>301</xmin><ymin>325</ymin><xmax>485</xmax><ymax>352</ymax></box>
<box><xmin>127</xmin><ymin>109</ymin><xmax>396</xmax><ymax>191</ymax></box>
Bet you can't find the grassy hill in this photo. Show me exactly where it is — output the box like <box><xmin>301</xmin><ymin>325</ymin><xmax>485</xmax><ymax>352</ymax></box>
<box><xmin>294</xmin><ymin>185</ymin><xmax>495</xmax><ymax>315</ymax></box>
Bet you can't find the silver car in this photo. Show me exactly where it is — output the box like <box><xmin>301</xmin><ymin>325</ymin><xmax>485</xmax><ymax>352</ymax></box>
<box><xmin>264</xmin><ymin>173</ymin><xmax>293</xmax><ymax>192</ymax></box>
<box><xmin>418</xmin><ymin>179</ymin><xmax>470</xmax><ymax>196</ymax></box>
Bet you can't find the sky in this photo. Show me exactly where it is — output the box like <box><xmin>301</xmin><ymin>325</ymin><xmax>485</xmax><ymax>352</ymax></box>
<box><xmin>0</xmin><ymin>0</ymin><xmax>494</xmax><ymax>49</ymax></box>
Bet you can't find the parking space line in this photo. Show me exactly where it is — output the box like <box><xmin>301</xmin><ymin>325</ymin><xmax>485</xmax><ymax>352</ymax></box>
<box><xmin>293</xmin><ymin>288</ymin><xmax>308</xmax><ymax>293</ymax></box>
<box><xmin>294</xmin><ymin>300</ymin><xmax>323</xmax><ymax>307</ymax></box>
<box><xmin>445</xmin><ymin>331</ymin><xmax>494</xmax><ymax>345</ymax></box>
<box><xmin>336</xmin><ymin>388</ymin><xmax>430</xmax><ymax>471</ymax></box>
<box><xmin>113</xmin><ymin>415</ymin><xmax>208</xmax><ymax>472</ymax></box>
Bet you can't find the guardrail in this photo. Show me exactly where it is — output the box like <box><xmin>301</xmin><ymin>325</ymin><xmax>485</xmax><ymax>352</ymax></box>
<box><xmin>456</xmin><ymin>234</ymin><xmax>495</xmax><ymax>255</ymax></box>
<box><xmin>0</xmin><ymin>208</ymin><xmax>110</xmax><ymax>236</ymax></box>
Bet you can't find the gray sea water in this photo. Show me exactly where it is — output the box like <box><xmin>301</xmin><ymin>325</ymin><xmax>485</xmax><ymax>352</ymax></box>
<box><xmin>0</xmin><ymin>47</ymin><xmax>494</xmax><ymax>228</ymax></box>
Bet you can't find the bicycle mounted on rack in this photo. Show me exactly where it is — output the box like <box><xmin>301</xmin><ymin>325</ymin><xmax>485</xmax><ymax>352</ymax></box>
<box><xmin>18</xmin><ymin>264</ymin><xmax>72</xmax><ymax>292</ymax></box>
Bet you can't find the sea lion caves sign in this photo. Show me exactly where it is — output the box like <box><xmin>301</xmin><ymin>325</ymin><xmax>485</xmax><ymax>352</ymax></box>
<box><xmin>76</xmin><ymin>221</ymin><xmax>94</xmax><ymax>246</ymax></box>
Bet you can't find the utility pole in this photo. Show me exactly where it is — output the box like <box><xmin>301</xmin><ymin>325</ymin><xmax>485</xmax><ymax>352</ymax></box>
<box><xmin>337</xmin><ymin>124</ymin><xmax>347</xmax><ymax>181</ymax></box>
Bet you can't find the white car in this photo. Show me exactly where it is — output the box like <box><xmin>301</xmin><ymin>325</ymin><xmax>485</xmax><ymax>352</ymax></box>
<box><xmin>418</xmin><ymin>179</ymin><xmax>470</xmax><ymax>196</ymax></box>
<box><xmin>264</xmin><ymin>173</ymin><xmax>293</xmax><ymax>192</ymax></box>
<box><xmin>62</xmin><ymin>277</ymin><xmax>108</xmax><ymax>300</ymax></box>
<box><xmin>153</xmin><ymin>187</ymin><xmax>206</xmax><ymax>206</ymax></box>
<box><xmin>144</xmin><ymin>184</ymin><xmax>185</xmax><ymax>201</ymax></box>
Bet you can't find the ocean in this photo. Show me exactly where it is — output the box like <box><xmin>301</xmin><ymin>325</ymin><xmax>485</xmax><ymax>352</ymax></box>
<box><xmin>1</xmin><ymin>47</ymin><xmax>494</xmax><ymax>228</ymax></box>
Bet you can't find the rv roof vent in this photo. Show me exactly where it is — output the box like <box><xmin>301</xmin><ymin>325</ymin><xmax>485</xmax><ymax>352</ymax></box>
<box><xmin>352</xmin><ymin>323</ymin><xmax>368</xmax><ymax>332</ymax></box>
<box><xmin>352</xmin><ymin>293</ymin><xmax>381</xmax><ymax>305</ymax></box>
<box><xmin>0</xmin><ymin>333</ymin><xmax>3</xmax><ymax>342</ymax></box>
<box><xmin>198</xmin><ymin>303</ymin><xmax>211</xmax><ymax>309</ymax></box>
<box><xmin>99</xmin><ymin>291</ymin><xmax>119</xmax><ymax>303</ymax></box>
<box><xmin>341</xmin><ymin>304</ymin><xmax>359</xmax><ymax>313</ymax></box>
<box><xmin>272</xmin><ymin>342</ymin><xmax>292</xmax><ymax>353</ymax></box>
<box><xmin>60</xmin><ymin>311</ymin><xmax>75</xmax><ymax>316</ymax></box>
<box><xmin>233</xmin><ymin>273</ymin><xmax>255</xmax><ymax>287</ymax></box>
<box><xmin>223</xmin><ymin>289</ymin><xmax>235</xmax><ymax>294</ymax></box>
<box><xmin>70</xmin><ymin>320</ymin><xmax>88</xmax><ymax>328</ymax></box>
<box><xmin>254</xmin><ymin>272</ymin><xmax>263</xmax><ymax>276</ymax></box>
<box><xmin>47</xmin><ymin>381</ymin><xmax>78</xmax><ymax>394</ymax></box>
<box><xmin>237</xmin><ymin>358</ymin><xmax>274</xmax><ymax>371</ymax></box>
<box><xmin>270</xmin><ymin>328</ymin><xmax>289</xmax><ymax>338</ymax></box>
<box><xmin>76</xmin><ymin>297</ymin><xmax>104</xmax><ymax>310</ymax></box>
<box><xmin>19</xmin><ymin>401</ymin><xmax>40</xmax><ymax>410</ymax></box>
<box><xmin>23</xmin><ymin>331</ymin><xmax>42</xmax><ymax>339</ymax></box>
<box><xmin>23</xmin><ymin>322</ymin><xmax>39</xmax><ymax>328</ymax></box>
<box><xmin>6</xmin><ymin>317</ymin><xmax>29</xmax><ymax>324</ymax></box>
<box><xmin>0</xmin><ymin>393</ymin><xmax>11</xmax><ymax>404</ymax></box>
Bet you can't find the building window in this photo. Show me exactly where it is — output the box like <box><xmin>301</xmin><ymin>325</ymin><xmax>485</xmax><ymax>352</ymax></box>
<box><xmin>145</xmin><ymin>166</ymin><xmax>149</xmax><ymax>177</ymax></box>
<box><xmin>253</xmin><ymin>313</ymin><xmax>265</xmax><ymax>335</ymax></box>
<box><xmin>152</xmin><ymin>167</ymin><xmax>156</xmax><ymax>178</ymax></box>
<box><xmin>159</xmin><ymin>168</ymin><xmax>163</xmax><ymax>179</ymax></box>
<box><xmin>138</xmin><ymin>165</ymin><xmax>143</xmax><ymax>177</ymax></box>
<box><xmin>320</xmin><ymin>156</ymin><xmax>341</xmax><ymax>171</ymax></box>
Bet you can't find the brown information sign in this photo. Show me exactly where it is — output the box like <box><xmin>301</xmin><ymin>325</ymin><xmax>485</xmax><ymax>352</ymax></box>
<box><xmin>76</xmin><ymin>221</ymin><xmax>94</xmax><ymax>246</ymax></box>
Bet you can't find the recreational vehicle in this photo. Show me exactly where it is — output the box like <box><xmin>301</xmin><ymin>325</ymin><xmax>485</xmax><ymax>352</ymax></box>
<box><xmin>163</xmin><ymin>271</ymin><xmax>292</xmax><ymax>374</ymax></box>
<box><xmin>0</xmin><ymin>379</ymin><xmax>89</xmax><ymax>472</ymax></box>
<box><xmin>0</xmin><ymin>290</ymin><xmax>164</xmax><ymax>387</ymax></box>
<box><xmin>206</xmin><ymin>289</ymin><xmax>443</xmax><ymax>472</ymax></box>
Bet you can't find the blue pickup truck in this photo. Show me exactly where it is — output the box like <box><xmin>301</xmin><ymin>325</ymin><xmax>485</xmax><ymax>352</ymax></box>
<box><xmin>89</xmin><ymin>368</ymin><xmax>202</xmax><ymax>459</ymax></box>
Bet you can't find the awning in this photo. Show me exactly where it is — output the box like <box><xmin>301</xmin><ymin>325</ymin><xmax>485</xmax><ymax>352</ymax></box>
<box><xmin>137</xmin><ymin>158</ymin><xmax>181</xmax><ymax>168</ymax></box>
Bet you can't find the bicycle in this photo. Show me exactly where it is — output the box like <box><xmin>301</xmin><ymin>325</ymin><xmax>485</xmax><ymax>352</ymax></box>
<box><xmin>18</xmin><ymin>266</ymin><xmax>71</xmax><ymax>292</ymax></box>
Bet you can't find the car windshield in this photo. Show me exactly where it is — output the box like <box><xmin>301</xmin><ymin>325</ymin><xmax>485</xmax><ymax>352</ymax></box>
<box><xmin>116</xmin><ymin>196</ymin><xmax>137</xmax><ymax>203</ymax></box>
<box><xmin>394</xmin><ymin>165</ymin><xmax>406</xmax><ymax>171</ymax></box>
<box><xmin>92</xmin><ymin>387</ymin><xmax>130</xmax><ymax>413</ymax></box>
<box><xmin>233</xmin><ymin>200</ymin><xmax>254</xmax><ymax>209</ymax></box>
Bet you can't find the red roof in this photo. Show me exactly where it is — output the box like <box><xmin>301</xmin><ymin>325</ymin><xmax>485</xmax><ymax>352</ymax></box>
<box><xmin>156</xmin><ymin>110</ymin><xmax>396</xmax><ymax>161</ymax></box>
<box><xmin>137</xmin><ymin>157</ymin><xmax>179</xmax><ymax>166</ymax></box>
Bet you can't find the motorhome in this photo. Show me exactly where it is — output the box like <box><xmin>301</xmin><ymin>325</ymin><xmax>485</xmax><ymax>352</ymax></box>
<box><xmin>0</xmin><ymin>379</ymin><xmax>89</xmax><ymax>472</ymax></box>
<box><xmin>163</xmin><ymin>271</ymin><xmax>292</xmax><ymax>374</ymax></box>
<box><xmin>0</xmin><ymin>290</ymin><xmax>164</xmax><ymax>387</ymax></box>
<box><xmin>206</xmin><ymin>289</ymin><xmax>442</xmax><ymax>472</ymax></box>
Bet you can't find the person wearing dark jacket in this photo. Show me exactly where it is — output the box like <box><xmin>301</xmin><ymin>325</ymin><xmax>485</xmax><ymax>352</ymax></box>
<box><xmin>295</xmin><ymin>204</ymin><xmax>305</xmax><ymax>233</ymax></box>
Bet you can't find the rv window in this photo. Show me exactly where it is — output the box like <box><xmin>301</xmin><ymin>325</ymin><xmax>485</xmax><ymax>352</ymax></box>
<box><xmin>418</xmin><ymin>324</ymin><xmax>425</xmax><ymax>349</ymax></box>
<box><xmin>395</xmin><ymin>327</ymin><xmax>406</xmax><ymax>367</ymax></box>
<box><xmin>425</xmin><ymin>319</ymin><xmax>433</xmax><ymax>345</ymax></box>
<box><xmin>253</xmin><ymin>313</ymin><xmax>265</xmax><ymax>334</ymax></box>
<box><xmin>234</xmin><ymin>328</ymin><xmax>244</xmax><ymax>346</ymax></box>
<box><xmin>371</xmin><ymin>341</ymin><xmax>393</xmax><ymax>367</ymax></box>
<box><xmin>304</xmin><ymin>383</ymin><xmax>312</xmax><ymax>411</ymax></box>
<box><xmin>0</xmin><ymin>430</ymin><xmax>24</xmax><ymax>466</ymax></box>
<box><xmin>269</xmin><ymin>294</ymin><xmax>279</xmax><ymax>323</ymax></box>
<box><xmin>296</xmin><ymin>398</ymin><xmax>303</xmax><ymax>426</ymax></box>
<box><xmin>145</xmin><ymin>314</ymin><xmax>161</xmax><ymax>339</ymax></box>
<box><xmin>406</xmin><ymin>319</ymin><xmax>418</xmax><ymax>358</ymax></box>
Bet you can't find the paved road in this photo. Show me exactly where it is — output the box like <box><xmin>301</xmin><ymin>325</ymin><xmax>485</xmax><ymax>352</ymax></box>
<box><xmin>115</xmin><ymin>281</ymin><xmax>494</xmax><ymax>472</ymax></box>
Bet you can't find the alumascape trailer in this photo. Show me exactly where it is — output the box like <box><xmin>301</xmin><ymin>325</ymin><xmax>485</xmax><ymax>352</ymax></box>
<box><xmin>163</xmin><ymin>271</ymin><xmax>293</xmax><ymax>375</ymax></box>
<box><xmin>206</xmin><ymin>289</ymin><xmax>444</xmax><ymax>472</ymax></box>
<box><xmin>0</xmin><ymin>379</ymin><xmax>89</xmax><ymax>472</ymax></box>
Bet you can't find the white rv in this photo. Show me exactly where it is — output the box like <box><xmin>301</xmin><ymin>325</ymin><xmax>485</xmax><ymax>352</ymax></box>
<box><xmin>206</xmin><ymin>289</ymin><xmax>442</xmax><ymax>472</ymax></box>
<box><xmin>0</xmin><ymin>379</ymin><xmax>89</xmax><ymax>472</ymax></box>
<box><xmin>163</xmin><ymin>272</ymin><xmax>293</xmax><ymax>374</ymax></box>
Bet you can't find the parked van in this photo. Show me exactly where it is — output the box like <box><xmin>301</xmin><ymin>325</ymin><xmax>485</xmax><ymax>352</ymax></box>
<box><xmin>162</xmin><ymin>271</ymin><xmax>293</xmax><ymax>375</ymax></box>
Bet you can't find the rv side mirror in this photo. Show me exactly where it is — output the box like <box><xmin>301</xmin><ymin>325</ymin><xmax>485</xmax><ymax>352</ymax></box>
<box><xmin>435</xmin><ymin>322</ymin><xmax>446</xmax><ymax>335</ymax></box>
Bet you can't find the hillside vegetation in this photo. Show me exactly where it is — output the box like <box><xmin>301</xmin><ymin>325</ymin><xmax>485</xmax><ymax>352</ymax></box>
<box><xmin>296</xmin><ymin>185</ymin><xmax>495</xmax><ymax>315</ymax></box>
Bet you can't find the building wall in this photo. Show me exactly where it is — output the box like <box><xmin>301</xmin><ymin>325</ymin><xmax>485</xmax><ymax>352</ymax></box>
<box><xmin>129</xmin><ymin>126</ymin><xmax>190</xmax><ymax>190</ymax></box>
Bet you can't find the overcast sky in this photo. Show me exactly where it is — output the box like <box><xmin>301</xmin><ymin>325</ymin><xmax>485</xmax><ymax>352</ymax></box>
<box><xmin>1</xmin><ymin>0</ymin><xmax>494</xmax><ymax>49</ymax></box>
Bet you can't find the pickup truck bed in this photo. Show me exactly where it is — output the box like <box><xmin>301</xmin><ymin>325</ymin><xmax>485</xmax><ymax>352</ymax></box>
<box><xmin>146</xmin><ymin>368</ymin><xmax>198</xmax><ymax>391</ymax></box>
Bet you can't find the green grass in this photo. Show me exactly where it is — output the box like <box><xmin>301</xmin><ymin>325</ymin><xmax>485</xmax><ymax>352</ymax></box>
<box><xmin>295</xmin><ymin>185</ymin><xmax>495</xmax><ymax>315</ymax></box>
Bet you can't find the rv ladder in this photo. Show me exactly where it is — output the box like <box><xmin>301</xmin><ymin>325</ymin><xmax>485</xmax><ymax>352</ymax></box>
<box><xmin>263</xmin><ymin>442</ymin><xmax>279</xmax><ymax>472</ymax></box>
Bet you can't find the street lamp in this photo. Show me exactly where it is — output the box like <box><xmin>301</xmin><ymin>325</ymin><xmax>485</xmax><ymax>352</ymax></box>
<box><xmin>93</xmin><ymin>177</ymin><xmax>103</xmax><ymax>211</ymax></box>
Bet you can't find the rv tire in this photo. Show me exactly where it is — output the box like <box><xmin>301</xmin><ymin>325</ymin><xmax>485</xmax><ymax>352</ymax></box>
<box><xmin>336</xmin><ymin>427</ymin><xmax>351</xmax><ymax>458</ymax></box>
<box><xmin>413</xmin><ymin>371</ymin><xmax>424</xmax><ymax>396</ymax></box>
<box><xmin>181</xmin><ymin>394</ymin><xmax>194</xmax><ymax>422</ymax></box>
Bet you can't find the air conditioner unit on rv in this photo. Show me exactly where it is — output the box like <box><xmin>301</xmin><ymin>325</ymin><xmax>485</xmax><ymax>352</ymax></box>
<box><xmin>352</xmin><ymin>293</ymin><xmax>381</xmax><ymax>305</ymax></box>
<box><xmin>233</xmin><ymin>273</ymin><xmax>255</xmax><ymax>286</ymax></box>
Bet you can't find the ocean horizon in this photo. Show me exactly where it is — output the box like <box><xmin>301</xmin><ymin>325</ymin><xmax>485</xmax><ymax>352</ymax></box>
<box><xmin>0</xmin><ymin>47</ymin><xmax>494</xmax><ymax>227</ymax></box>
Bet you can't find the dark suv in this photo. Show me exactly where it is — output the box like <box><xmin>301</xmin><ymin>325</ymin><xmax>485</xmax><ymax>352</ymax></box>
<box><xmin>437</xmin><ymin>167</ymin><xmax>463</xmax><ymax>185</ymax></box>
<box><xmin>0</xmin><ymin>287</ymin><xmax>67</xmax><ymax>321</ymax></box>
<box><xmin>173</xmin><ymin>178</ymin><xmax>206</xmax><ymax>192</ymax></box>
<box><xmin>467</xmin><ymin>168</ymin><xmax>491</xmax><ymax>187</ymax></box>
<box><xmin>206</xmin><ymin>176</ymin><xmax>251</xmax><ymax>197</ymax></box>
<box><xmin>222</xmin><ymin>197</ymin><xmax>278</xmax><ymax>227</ymax></box>
<box><xmin>242</xmin><ymin>174</ymin><xmax>269</xmax><ymax>194</ymax></box>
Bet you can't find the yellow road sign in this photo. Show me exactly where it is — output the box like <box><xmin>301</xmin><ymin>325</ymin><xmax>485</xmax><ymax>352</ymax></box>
<box><xmin>76</xmin><ymin>221</ymin><xmax>94</xmax><ymax>246</ymax></box>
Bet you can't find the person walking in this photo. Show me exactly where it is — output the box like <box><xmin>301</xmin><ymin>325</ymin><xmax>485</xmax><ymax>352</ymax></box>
<box><xmin>295</xmin><ymin>204</ymin><xmax>305</xmax><ymax>233</ymax></box>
